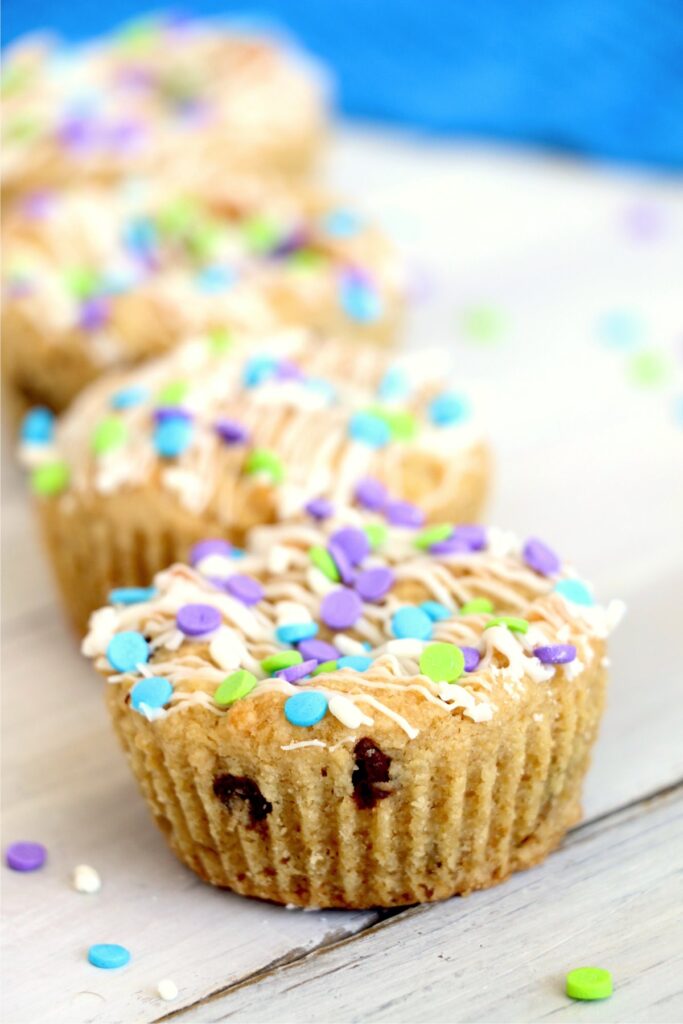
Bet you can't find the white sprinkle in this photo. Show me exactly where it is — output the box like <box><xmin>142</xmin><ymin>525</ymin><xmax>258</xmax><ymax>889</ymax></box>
<box><xmin>268</xmin><ymin>545</ymin><xmax>292</xmax><ymax>574</ymax></box>
<box><xmin>157</xmin><ymin>979</ymin><xmax>178</xmax><ymax>1001</ymax></box>
<box><xmin>465</xmin><ymin>703</ymin><xmax>494</xmax><ymax>723</ymax></box>
<box><xmin>195</xmin><ymin>554</ymin><xmax>235</xmax><ymax>579</ymax></box>
<box><xmin>606</xmin><ymin>598</ymin><xmax>627</xmax><ymax>632</ymax></box>
<box><xmin>72</xmin><ymin>864</ymin><xmax>101</xmax><ymax>894</ymax></box>
<box><xmin>209</xmin><ymin>630</ymin><xmax>246</xmax><ymax>671</ymax></box>
<box><xmin>333</xmin><ymin>634</ymin><xmax>368</xmax><ymax>657</ymax></box>
<box><xmin>329</xmin><ymin>694</ymin><xmax>373</xmax><ymax>729</ymax></box>
<box><xmin>384</xmin><ymin>638</ymin><xmax>425</xmax><ymax>658</ymax></box>
<box><xmin>275</xmin><ymin>601</ymin><xmax>312</xmax><ymax>625</ymax></box>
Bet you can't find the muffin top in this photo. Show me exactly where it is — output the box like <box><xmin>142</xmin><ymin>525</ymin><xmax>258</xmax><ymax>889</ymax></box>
<box><xmin>21</xmin><ymin>328</ymin><xmax>480</xmax><ymax>525</ymax></box>
<box><xmin>83</xmin><ymin>513</ymin><xmax>624</xmax><ymax>746</ymax></box>
<box><xmin>2</xmin><ymin>15</ymin><xmax>326</xmax><ymax>189</ymax></box>
<box><xmin>3</xmin><ymin>177</ymin><xmax>403</xmax><ymax>368</ymax></box>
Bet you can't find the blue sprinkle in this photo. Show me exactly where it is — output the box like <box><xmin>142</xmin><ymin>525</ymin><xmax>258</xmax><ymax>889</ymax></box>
<box><xmin>153</xmin><ymin>416</ymin><xmax>194</xmax><ymax>458</ymax></box>
<box><xmin>554</xmin><ymin>579</ymin><xmax>594</xmax><ymax>606</ymax></box>
<box><xmin>21</xmin><ymin>407</ymin><xmax>54</xmax><ymax>445</ymax></box>
<box><xmin>284</xmin><ymin>691</ymin><xmax>328</xmax><ymax>727</ymax></box>
<box><xmin>276</xmin><ymin>622</ymin><xmax>319</xmax><ymax>645</ymax></box>
<box><xmin>243</xmin><ymin>355</ymin><xmax>277</xmax><ymax>388</ymax></box>
<box><xmin>110</xmin><ymin>385</ymin><xmax>149</xmax><ymax>410</ymax></box>
<box><xmin>305</xmin><ymin>377</ymin><xmax>337</xmax><ymax>403</ymax></box>
<box><xmin>323</xmin><ymin>209</ymin><xmax>362</xmax><ymax>238</ymax></box>
<box><xmin>196</xmin><ymin>265</ymin><xmax>235</xmax><ymax>293</ymax></box>
<box><xmin>340</xmin><ymin>278</ymin><xmax>382</xmax><ymax>323</ymax></box>
<box><xmin>130</xmin><ymin>676</ymin><xmax>173</xmax><ymax>712</ymax></box>
<box><xmin>88</xmin><ymin>943</ymin><xmax>131</xmax><ymax>970</ymax></box>
<box><xmin>349</xmin><ymin>411</ymin><xmax>392</xmax><ymax>447</ymax></box>
<box><xmin>378</xmin><ymin>367</ymin><xmax>410</xmax><ymax>401</ymax></box>
<box><xmin>429</xmin><ymin>392</ymin><xmax>470</xmax><ymax>427</ymax></box>
<box><xmin>391</xmin><ymin>606</ymin><xmax>433</xmax><ymax>641</ymax></box>
<box><xmin>106</xmin><ymin>631</ymin><xmax>149</xmax><ymax>673</ymax></box>
<box><xmin>231</xmin><ymin>548</ymin><xmax>246</xmax><ymax>559</ymax></box>
<box><xmin>109</xmin><ymin>586</ymin><xmax>158</xmax><ymax>605</ymax></box>
<box><xmin>123</xmin><ymin>217</ymin><xmax>156</xmax><ymax>256</ymax></box>
<box><xmin>337</xmin><ymin>655</ymin><xmax>373</xmax><ymax>672</ymax></box>
<box><xmin>598</xmin><ymin>310</ymin><xmax>642</xmax><ymax>349</ymax></box>
<box><xmin>420</xmin><ymin>601</ymin><xmax>451</xmax><ymax>622</ymax></box>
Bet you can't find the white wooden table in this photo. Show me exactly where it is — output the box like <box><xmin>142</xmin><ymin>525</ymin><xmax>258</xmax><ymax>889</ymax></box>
<box><xmin>3</xmin><ymin>128</ymin><xmax>683</xmax><ymax>1024</ymax></box>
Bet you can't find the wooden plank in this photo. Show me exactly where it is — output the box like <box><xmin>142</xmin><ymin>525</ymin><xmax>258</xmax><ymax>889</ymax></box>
<box><xmin>169</xmin><ymin>787</ymin><xmax>683</xmax><ymax>1024</ymax></box>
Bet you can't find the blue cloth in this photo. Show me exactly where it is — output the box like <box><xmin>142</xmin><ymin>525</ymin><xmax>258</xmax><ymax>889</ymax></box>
<box><xmin>3</xmin><ymin>1</ymin><xmax>683</xmax><ymax>169</ymax></box>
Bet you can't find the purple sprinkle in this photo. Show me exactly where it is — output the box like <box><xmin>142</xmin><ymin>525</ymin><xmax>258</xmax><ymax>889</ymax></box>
<box><xmin>190</xmin><ymin>538</ymin><xmax>232</xmax><ymax>565</ymax></box>
<box><xmin>58</xmin><ymin>116</ymin><xmax>100</xmax><ymax>152</ymax></box>
<box><xmin>452</xmin><ymin>524</ymin><xmax>487</xmax><ymax>551</ymax></box>
<box><xmin>21</xmin><ymin>191</ymin><xmax>54</xmax><ymax>220</ymax></box>
<box><xmin>299</xmin><ymin>638</ymin><xmax>339</xmax><ymax>663</ymax></box>
<box><xmin>276</xmin><ymin>659</ymin><xmax>317</xmax><ymax>683</ymax></box>
<box><xmin>430</xmin><ymin>537</ymin><xmax>473</xmax><ymax>556</ymax></box>
<box><xmin>271</xmin><ymin>228</ymin><xmax>308</xmax><ymax>258</ymax></box>
<box><xmin>523</xmin><ymin>537</ymin><xmax>561</xmax><ymax>577</ymax></box>
<box><xmin>214</xmin><ymin>418</ymin><xmax>248</xmax><ymax>445</ymax></box>
<box><xmin>177</xmin><ymin>603</ymin><xmax>222</xmax><ymax>636</ymax></box>
<box><xmin>107</xmin><ymin>118</ymin><xmax>144</xmax><ymax>153</ymax></box>
<box><xmin>153</xmin><ymin>406</ymin><xmax>193</xmax><ymax>424</ymax></box>
<box><xmin>6</xmin><ymin>841</ymin><xmax>47</xmax><ymax>872</ymax></box>
<box><xmin>223</xmin><ymin>574</ymin><xmax>264</xmax><ymax>606</ymax></box>
<box><xmin>328</xmin><ymin>541</ymin><xmax>357</xmax><ymax>585</ymax></box>
<box><xmin>79</xmin><ymin>296</ymin><xmax>110</xmax><ymax>332</ymax></box>
<box><xmin>355</xmin><ymin>566</ymin><xmax>395</xmax><ymax>602</ymax></box>
<box><xmin>354</xmin><ymin>476</ymin><xmax>387</xmax><ymax>511</ymax></box>
<box><xmin>321</xmin><ymin>588</ymin><xmax>363</xmax><ymax>630</ymax></box>
<box><xmin>273</xmin><ymin>358</ymin><xmax>304</xmax><ymax>381</ymax></box>
<box><xmin>305</xmin><ymin>496</ymin><xmax>333</xmax><ymax>520</ymax></box>
<box><xmin>385</xmin><ymin>500</ymin><xmax>425</xmax><ymax>528</ymax></box>
<box><xmin>460</xmin><ymin>646</ymin><xmax>481</xmax><ymax>672</ymax></box>
<box><xmin>342</xmin><ymin>265</ymin><xmax>372</xmax><ymax>288</ymax></box>
<box><xmin>329</xmin><ymin>527</ymin><xmax>370</xmax><ymax>566</ymax></box>
<box><xmin>534</xmin><ymin>644</ymin><xmax>577</xmax><ymax>665</ymax></box>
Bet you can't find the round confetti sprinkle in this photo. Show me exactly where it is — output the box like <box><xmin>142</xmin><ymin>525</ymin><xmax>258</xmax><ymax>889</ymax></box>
<box><xmin>419</xmin><ymin>642</ymin><xmax>464</xmax><ymax>683</ymax></box>
<box><xmin>355</xmin><ymin>566</ymin><xmax>395</xmax><ymax>602</ymax></box>
<box><xmin>305</xmin><ymin>496</ymin><xmax>333</xmax><ymax>520</ymax></box>
<box><xmin>420</xmin><ymin>601</ymin><xmax>451</xmax><ymax>621</ymax></box>
<box><xmin>299</xmin><ymin>639</ymin><xmax>340</xmax><ymax>663</ymax></box>
<box><xmin>452</xmin><ymin>525</ymin><xmax>487</xmax><ymax>551</ymax></box>
<box><xmin>214</xmin><ymin>670</ymin><xmax>257</xmax><ymax>707</ymax></box>
<box><xmin>276</xmin><ymin>622</ymin><xmax>319</xmax><ymax>645</ymax></box>
<box><xmin>262</xmin><ymin>650</ymin><xmax>303</xmax><ymax>674</ymax></box>
<box><xmin>429</xmin><ymin>392</ymin><xmax>470</xmax><ymax>426</ymax></box>
<box><xmin>371</xmin><ymin>407</ymin><xmax>417</xmax><ymax>442</ymax></box>
<box><xmin>311</xmin><ymin>659</ymin><xmax>338</xmax><ymax>676</ymax></box>
<box><xmin>111</xmin><ymin>385</ymin><xmax>148</xmax><ymax>411</ymax></box>
<box><xmin>107</xmin><ymin>631</ymin><xmax>149</xmax><ymax>672</ymax></box>
<box><xmin>377</xmin><ymin>366</ymin><xmax>409</xmax><ymax>401</ymax></box>
<box><xmin>364</xmin><ymin>523</ymin><xmax>388</xmax><ymax>548</ymax></box>
<box><xmin>276</xmin><ymin>659</ymin><xmax>317</xmax><ymax>683</ymax></box>
<box><xmin>321</xmin><ymin>588</ymin><xmax>363</xmax><ymax>630</ymax></box>
<box><xmin>429</xmin><ymin>536</ymin><xmax>472</xmax><ymax>556</ymax></box>
<box><xmin>414</xmin><ymin>524</ymin><xmax>453</xmax><ymax>549</ymax></box>
<box><xmin>385</xmin><ymin>500</ymin><xmax>425</xmax><ymax>528</ymax></box>
<box><xmin>157</xmin><ymin>379</ymin><xmax>189</xmax><ymax>405</ymax></box>
<box><xmin>21</xmin><ymin>407</ymin><xmax>54</xmax><ymax>445</ymax></box>
<box><xmin>391</xmin><ymin>606</ymin><xmax>433</xmax><ymax>641</ymax></box>
<box><xmin>534</xmin><ymin>644</ymin><xmax>577</xmax><ymax>664</ymax></box>
<box><xmin>337</xmin><ymin>655</ymin><xmax>372</xmax><ymax>672</ymax></box>
<box><xmin>460</xmin><ymin>646</ymin><xmax>481</xmax><ymax>672</ymax></box>
<box><xmin>340</xmin><ymin>277</ymin><xmax>382</xmax><ymax>323</ymax></box>
<box><xmin>484</xmin><ymin>616</ymin><xmax>529</xmax><ymax>634</ymax></box>
<box><xmin>284</xmin><ymin>691</ymin><xmax>328</xmax><ymax>727</ymax></box>
<box><xmin>628</xmin><ymin>349</ymin><xmax>669</xmax><ymax>388</ymax></box>
<box><xmin>330</xmin><ymin>527</ymin><xmax>370</xmax><ymax>566</ymax></box>
<box><xmin>31</xmin><ymin>460</ymin><xmax>69</xmax><ymax>496</ymax></box>
<box><xmin>460</xmin><ymin>597</ymin><xmax>494</xmax><ymax>615</ymax></box>
<box><xmin>190</xmin><ymin>538</ymin><xmax>233</xmax><ymax>565</ymax></box>
<box><xmin>554</xmin><ymin>579</ymin><xmax>593</xmax><ymax>606</ymax></box>
<box><xmin>224</xmin><ymin>574</ymin><xmax>264</xmax><ymax>606</ymax></box>
<box><xmin>158</xmin><ymin>979</ymin><xmax>179</xmax><ymax>1002</ymax></box>
<box><xmin>566</xmin><ymin>967</ymin><xmax>613</xmax><ymax>1001</ymax></box>
<box><xmin>354</xmin><ymin>476</ymin><xmax>388</xmax><ymax>510</ymax></box>
<box><xmin>176</xmin><ymin>603</ymin><xmax>221</xmax><ymax>636</ymax></box>
<box><xmin>130</xmin><ymin>677</ymin><xmax>173</xmax><ymax>712</ymax></box>
<box><xmin>323</xmin><ymin>209</ymin><xmax>361</xmax><ymax>237</ymax></box>
<box><xmin>309</xmin><ymin>545</ymin><xmax>340</xmax><ymax>582</ymax></box>
<box><xmin>88</xmin><ymin>944</ymin><xmax>131</xmax><ymax>970</ymax></box>
<box><xmin>214</xmin><ymin>418</ymin><xmax>248</xmax><ymax>445</ymax></box>
<box><xmin>154</xmin><ymin>416</ymin><xmax>193</xmax><ymax>458</ymax></box>
<box><xmin>327</xmin><ymin>540</ymin><xmax>356</xmax><ymax>585</ymax></box>
<box><xmin>6</xmin><ymin>841</ymin><xmax>46</xmax><ymax>872</ymax></box>
<box><xmin>461</xmin><ymin>304</ymin><xmax>504</xmax><ymax>344</ymax></box>
<box><xmin>349</xmin><ymin>410</ymin><xmax>391</xmax><ymax>447</ymax></box>
<box><xmin>523</xmin><ymin>537</ymin><xmax>561</xmax><ymax>576</ymax></box>
<box><xmin>598</xmin><ymin>310</ymin><xmax>642</xmax><ymax>349</ymax></box>
<box><xmin>153</xmin><ymin>405</ymin><xmax>193</xmax><ymax>424</ymax></box>
<box><xmin>109</xmin><ymin>586</ymin><xmax>157</xmax><ymax>605</ymax></box>
<box><xmin>91</xmin><ymin>417</ymin><xmax>127</xmax><ymax>456</ymax></box>
<box><xmin>245</xmin><ymin>449</ymin><xmax>284</xmax><ymax>483</ymax></box>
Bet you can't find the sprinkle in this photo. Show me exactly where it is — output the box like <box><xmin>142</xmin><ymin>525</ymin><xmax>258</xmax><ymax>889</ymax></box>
<box><xmin>31</xmin><ymin>460</ymin><xmax>69</xmax><ymax>496</ymax></box>
<box><xmin>245</xmin><ymin>449</ymin><xmax>284</xmax><ymax>483</ymax></box>
<box><xmin>414</xmin><ymin>524</ymin><xmax>453</xmax><ymax>549</ymax></box>
<box><xmin>461</xmin><ymin>304</ymin><xmax>504</xmax><ymax>344</ymax></box>
<box><xmin>354</xmin><ymin>476</ymin><xmax>387</xmax><ymax>510</ymax></box>
<box><xmin>157</xmin><ymin>979</ymin><xmax>179</xmax><ymax>1002</ymax></box>
<box><xmin>130</xmin><ymin>677</ymin><xmax>173</xmax><ymax>712</ymax></box>
<box><xmin>429</xmin><ymin>392</ymin><xmax>470</xmax><ymax>426</ymax></box>
<box><xmin>110</xmin><ymin>385</ymin><xmax>148</xmax><ymax>410</ymax></box>
<box><xmin>309</xmin><ymin>546</ymin><xmax>340</xmax><ymax>582</ymax></box>
<box><xmin>355</xmin><ymin>566</ymin><xmax>395</xmax><ymax>602</ymax></box>
<box><xmin>598</xmin><ymin>310</ymin><xmax>642</xmax><ymax>349</ymax></box>
<box><xmin>311</xmin><ymin>659</ymin><xmax>338</xmax><ymax>676</ymax></box>
<box><xmin>190</xmin><ymin>538</ymin><xmax>233</xmax><ymax>565</ymax></box>
<box><xmin>72</xmin><ymin>864</ymin><xmax>101</xmax><ymax>894</ymax></box>
<box><xmin>321</xmin><ymin>588</ymin><xmax>363</xmax><ymax>630</ymax></box>
<box><xmin>340</xmin><ymin>276</ymin><xmax>382</xmax><ymax>322</ymax></box>
<box><xmin>21</xmin><ymin>407</ymin><xmax>54</xmax><ymax>445</ymax></box>
<box><xmin>328</xmin><ymin>694</ymin><xmax>367</xmax><ymax>728</ymax></box>
<box><xmin>208</xmin><ymin>326</ymin><xmax>233</xmax><ymax>354</ymax></box>
<box><xmin>337</xmin><ymin>655</ymin><xmax>372</xmax><ymax>672</ymax></box>
<box><xmin>6</xmin><ymin>841</ymin><xmax>46</xmax><ymax>872</ymax></box>
<box><xmin>372</xmin><ymin>407</ymin><xmax>417</xmax><ymax>442</ymax></box>
<box><xmin>109</xmin><ymin>586</ymin><xmax>157</xmax><ymax>605</ymax></box>
<box><xmin>554</xmin><ymin>579</ymin><xmax>594</xmax><ymax>606</ymax></box>
<box><xmin>214</xmin><ymin>670</ymin><xmax>257</xmax><ymax>706</ymax></box>
<box><xmin>420</xmin><ymin>601</ymin><xmax>451</xmax><ymax>621</ymax></box>
<box><xmin>88</xmin><ymin>944</ymin><xmax>131</xmax><ymax>970</ymax></box>
<box><xmin>628</xmin><ymin>349</ymin><xmax>669</xmax><ymax>388</ymax></box>
<box><xmin>377</xmin><ymin>367</ymin><xmax>410</xmax><ymax>401</ymax></box>
<box><xmin>460</xmin><ymin>646</ymin><xmax>481</xmax><ymax>671</ymax></box>
<box><xmin>452</xmin><ymin>525</ymin><xmax>487</xmax><ymax>551</ymax></box>
<box><xmin>91</xmin><ymin>417</ymin><xmax>128</xmax><ymax>456</ymax></box>
<box><xmin>276</xmin><ymin>659</ymin><xmax>317</xmax><ymax>683</ymax></box>
<box><xmin>262</xmin><ymin>651</ymin><xmax>303</xmax><ymax>674</ymax></box>
<box><xmin>154</xmin><ymin>416</ymin><xmax>193</xmax><ymax>458</ymax></box>
<box><xmin>176</xmin><ymin>603</ymin><xmax>221</xmax><ymax>636</ymax></box>
<box><xmin>243</xmin><ymin>355</ymin><xmax>277</xmax><ymax>388</ymax></box>
<box><xmin>305</xmin><ymin>496</ymin><xmax>334</xmax><ymax>520</ymax></box>
<box><xmin>157</xmin><ymin>379</ymin><xmax>189</xmax><ymax>405</ymax></box>
<box><xmin>460</xmin><ymin>597</ymin><xmax>494</xmax><ymax>615</ymax></box>
<box><xmin>523</xmin><ymin>537</ymin><xmax>561</xmax><ymax>576</ymax></box>
<box><xmin>107</xmin><ymin>631</ymin><xmax>149</xmax><ymax>672</ymax></box>
<box><xmin>364</xmin><ymin>523</ymin><xmax>388</xmax><ymax>548</ymax></box>
<box><xmin>391</xmin><ymin>606</ymin><xmax>433</xmax><ymax>641</ymax></box>
<box><xmin>566</xmin><ymin>967</ymin><xmax>613</xmax><ymax>1001</ymax></box>
<box><xmin>284</xmin><ymin>691</ymin><xmax>328</xmax><ymax>727</ymax></box>
<box><xmin>79</xmin><ymin>296</ymin><xmax>110</xmax><ymax>332</ymax></box>
<box><xmin>329</xmin><ymin>527</ymin><xmax>370</xmax><ymax>566</ymax></box>
<box><xmin>299</xmin><ymin>639</ymin><xmax>340</xmax><ymax>663</ymax></box>
<box><xmin>276</xmin><ymin>622</ymin><xmax>319</xmax><ymax>644</ymax></box>
<box><xmin>429</xmin><ymin>536</ymin><xmax>472</xmax><ymax>555</ymax></box>
<box><xmin>534</xmin><ymin>644</ymin><xmax>577</xmax><ymax>665</ymax></box>
<box><xmin>214</xmin><ymin>418</ymin><xmax>248</xmax><ymax>445</ymax></box>
<box><xmin>349</xmin><ymin>411</ymin><xmax>391</xmax><ymax>447</ymax></box>
<box><xmin>196</xmin><ymin>265</ymin><xmax>235</xmax><ymax>293</ymax></box>
<box><xmin>223</xmin><ymin>575</ymin><xmax>264</xmax><ymax>606</ymax></box>
<box><xmin>323</xmin><ymin>209</ymin><xmax>361</xmax><ymax>238</ymax></box>
<box><xmin>484</xmin><ymin>616</ymin><xmax>529</xmax><ymax>634</ymax></box>
<box><xmin>385</xmin><ymin>500</ymin><xmax>425</xmax><ymax>528</ymax></box>
<box><xmin>419</xmin><ymin>642</ymin><xmax>464</xmax><ymax>683</ymax></box>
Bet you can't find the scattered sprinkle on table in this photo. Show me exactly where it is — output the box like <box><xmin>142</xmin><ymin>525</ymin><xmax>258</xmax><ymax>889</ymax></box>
<box><xmin>157</xmin><ymin>978</ymin><xmax>179</xmax><ymax>1001</ymax></box>
<box><xmin>566</xmin><ymin>966</ymin><xmax>613</xmax><ymax>1001</ymax></box>
<box><xmin>72</xmin><ymin>864</ymin><xmax>102</xmax><ymax>894</ymax></box>
<box><xmin>6</xmin><ymin>841</ymin><xmax>46</xmax><ymax>872</ymax></box>
<box><xmin>88</xmin><ymin>943</ymin><xmax>131</xmax><ymax>970</ymax></box>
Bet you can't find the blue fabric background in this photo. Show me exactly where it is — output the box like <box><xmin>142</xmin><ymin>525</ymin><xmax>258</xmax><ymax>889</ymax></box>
<box><xmin>3</xmin><ymin>0</ymin><xmax>683</xmax><ymax>170</ymax></box>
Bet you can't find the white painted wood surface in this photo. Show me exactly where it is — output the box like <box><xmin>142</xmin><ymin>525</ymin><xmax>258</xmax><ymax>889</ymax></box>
<box><xmin>2</xmin><ymin>129</ymin><xmax>682</xmax><ymax>1024</ymax></box>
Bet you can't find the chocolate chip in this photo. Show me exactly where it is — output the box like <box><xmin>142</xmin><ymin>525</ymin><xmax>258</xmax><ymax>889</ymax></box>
<box><xmin>213</xmin><ymin>774</ymin><xmax>272</xmax><ymax>824</ymax></box>
<box><xmin>352</xmin><ymin>738</ymin><xmax>392</xmax><ymax>809</ymax></box>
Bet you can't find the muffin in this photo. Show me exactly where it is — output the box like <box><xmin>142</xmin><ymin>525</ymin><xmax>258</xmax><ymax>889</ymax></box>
<box><xmin>82</xmin><ymin>514</ymin><xmax>624</xmax><ymax>908</ymax></box>
<box><xmin>1</xmin><ymin>15</ymin><xmax>327</xmax><ymax>200</ymax></box>
<box><xmin>2</xmin><ymin>178</ymin><xmax>403</xmax><ymax>415</ymax></box>
<box><xmin>21</xmin><ymin>328</ymin><xmax>489</xmax><ymax>633</ymax></box>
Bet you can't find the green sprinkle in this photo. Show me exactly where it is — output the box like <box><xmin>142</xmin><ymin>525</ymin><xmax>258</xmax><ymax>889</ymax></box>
<box><xmin>461</xmin><ymin>304</ymin><xmax>505</xmax><ymax>344</ymax></box>
<box><xmin>208</xmin><ymin>326</ymin><xmax>233</xmax><ymax>354</ymax></box>
<box><xmin>65</xmin><ymin>267</ymin><xmax>99</xmax><ymax>300</ymax></box>
<box><xmin>6</xmin><ymin>116</ymin><xmax>41</xmax><ymax>142</ymax></box>
<box><xmin>214</xmin><ymin>670</ymin><xmax>257</xmax><ymax>707</ymax></box>
<box><xmin>460</xmin><ymin>597</ymin><xmax>494</xmax><ymax>615</ymax></box>
<box><xmin>187</xmin><ymin>220</ymin><xmax>220</xmax><ymax>261</ymax></box>
<box><xmin>31</xmin><ymin>461</ymin><xmax>70</xmax><ymax>497</ymax></box>
<box><xmin>566</xmin><ymin>967</ymin><xmax>613</xmax><ymax>1002</ymax></box>
<box><xmin>261</xmin><ymin>651</ymin><xmax>303</xmax><ymax>674</ymax></box>
<box><xmin>243</xmin><ymin>216</ymin><xmax>280</xmax><ymax>254</ymax></box>
<box><xmin>414</xmin><ymin>524</ymin><xmax>452</xmax><ymax>549</ymax></box>
<box><xmin>419</xmin><ymin>642</ymin><xmax>464</xmax><ymax>683</ymax></box>
<box><xmin>158</xmin><ymin>379</ymin><xmax>189</xmax><ymax>405</ymax></box>
<box><xmin>364</xmin><ymin>523</ymin><xmax>388</xmax><ymax>549</ymax></box>
<box><xmin>370</xmin><ymin>407</ymin><xmax>418</xmax><ymax>442</ymax></box>
<box><xmin>91</xmin><ymin>417</ymin><xmax>127</xmax><ymax>455</ymax></box>
<box><xmin>484</xmin><ymin>615</ymin><xmax>529</xmax><ymax>634</ymax></box>
<box><xmin>309</xmin><ymin>546</ymin><xmax>340</xmax><ymax>582</ymax></box>
<box><xmin>312</xmin><ymin>659</ymin><xmax>338</xmax><ymax>676</ymax></box>
<box><xmin>628</xmin><ymin>348</ymin><xmax>669</xmax><ymax>388</ymax></box>
<box><xmin>156</xmin><ymin>198</ymin><xmax>197</xmax><ymax>237</ymax></box>
<box><xmin>245</xmin><ymin>449</ymin><xmax>285</xmax><ymax>484</ymax></box>
<box><xmin>289</xmin><ymin>248</ymin><xmax>324</xmax><ymax>269</ymax></box>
